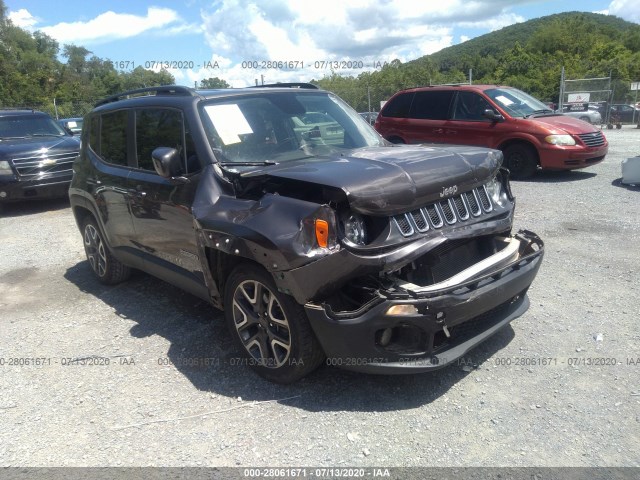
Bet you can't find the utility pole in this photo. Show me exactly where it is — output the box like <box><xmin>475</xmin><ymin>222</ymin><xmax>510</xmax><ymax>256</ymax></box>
<box><xmin>558</xmin><ymin>66</ymin><xmax>565</xmax><ymax>111</ymax></box>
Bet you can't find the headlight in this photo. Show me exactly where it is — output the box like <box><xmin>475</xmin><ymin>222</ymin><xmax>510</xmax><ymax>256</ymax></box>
<box><xmin>341</xmin><ymin>212</ymin><xmax>367</xmax><ymax>246</ymax></box>
<box><xmin>544</xmin><ymin>134</ymin><xmax>576</xmax><ymax>146</ymax></box>
<box><xmin>485</xmin><ymin>176</ymin><xmax>507</xmax><ymax>208</ymax></box>
<box><xmin>0</xmin><ymin>160</ymin><xmax>13</xmax><ymax>176</ymax></box>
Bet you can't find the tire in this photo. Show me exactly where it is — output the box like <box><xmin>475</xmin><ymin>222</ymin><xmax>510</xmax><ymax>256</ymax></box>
<box><xmin>503</xmin><ymin>144</ymin><xmax>538</xmax><ymax>180</ymax></box>
<box><xmin>82</xmin><ymin>216</ymin><xmax>131</xmax><ymax>285</ymax></box>
<box><xmin>579</xmin><ymin>116</ymin><xmax>591</xmax><ymax>124</ymax></box>
<box><xmin>387</xmin><ymin>136</ymin><xmax>405</xmax><ymax>144</ymax></box>
<box><xmin>224</xmin><ymin>264</ymin><xmax>325</xmax><ymax>383</ymax></box>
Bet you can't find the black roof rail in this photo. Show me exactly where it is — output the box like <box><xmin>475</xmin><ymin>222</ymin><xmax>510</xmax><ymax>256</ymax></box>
<box><xmin>250</xmin><ymin>83</ymin><xmax>319</xmax><ymax>89</ymax></box>
<box><xmin>95</xmin><ymin>85</ymin><xmax>196</xmax><ymax>107</ymax></box>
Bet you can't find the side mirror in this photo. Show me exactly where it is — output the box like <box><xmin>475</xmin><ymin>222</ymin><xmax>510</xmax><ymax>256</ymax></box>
<box><xmin>152</xmin><ymin>147</ymin><xmax>183</xmax><ymax>178</ymax></box>
<box><xmin>483</xmin><ymin>109</ymin><xmax>504</xmax><ymax>122</ymax></box>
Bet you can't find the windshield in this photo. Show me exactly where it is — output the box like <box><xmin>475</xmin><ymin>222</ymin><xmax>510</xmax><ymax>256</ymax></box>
<box><xmin>198</xmin><ymin>92</ymin><xmax>384</xmax><ymax>165</ymax></box>
<box><xmin>484</xmin><ymin>87</ymin><xmax>552</xmax><ymax>118</ymax></box>
<box><xmin>0</xmin><ymin>115</ymin><xmax>68</xmax><ymax>139</ymax></box>
<box><xmin>61</xmin><ymin>118</ymin><xmax>83</xmax><ymax>133</ymax></box>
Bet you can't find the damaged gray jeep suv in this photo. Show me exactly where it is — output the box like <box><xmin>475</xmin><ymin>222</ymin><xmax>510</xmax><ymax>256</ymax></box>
<box><xmin>69</xmin><ymin>84</ymin><xmax>544</xmax><ymax>383</ymax></box>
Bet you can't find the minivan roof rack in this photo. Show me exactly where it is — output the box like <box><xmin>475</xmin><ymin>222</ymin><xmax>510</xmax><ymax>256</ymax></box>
<box><xmin>250</xmin><ymin>83</ymin><xmax>319</xmax><ymax>89</ymax></box>
<box><xmin>95</xmin><ymin>85</ymin><xmax>196</xmax><ymax>107</ymax></box>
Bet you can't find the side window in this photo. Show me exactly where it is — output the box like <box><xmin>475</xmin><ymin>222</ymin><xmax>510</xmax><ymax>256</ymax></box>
<box><xmin>135</xmin><ymin>109</ymin><xmax>183</xmax><ymax>172</ymax></box>
<box><xmin>453</xmin><ymin>92</ymin><xmax>493</xmax><ymax>121</ymax></box>
<box><xmin>409</xmin><ymin>91</ymin><xmax>454</xmax><ymax>120</ymax></box>
<box><xmin>100</xmin><ymin>110</ymin><xmax>128</xmax><ymax>166</ymax></box>
<box><xmin>134</xmin><ymin>109</ymin><xmax>201</xmax><ymax>174</ymax></box>
<box><xmin>381</xmin><ymin>93</ymin><xmax>414</xmax><ymax>118</ymax></box>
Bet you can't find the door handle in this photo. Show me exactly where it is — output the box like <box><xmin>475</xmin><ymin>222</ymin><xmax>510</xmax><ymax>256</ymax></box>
<box><xmin>433</xmin><ymin>128</ymin><xmax>444</xmax><ymax>134</ymax></box>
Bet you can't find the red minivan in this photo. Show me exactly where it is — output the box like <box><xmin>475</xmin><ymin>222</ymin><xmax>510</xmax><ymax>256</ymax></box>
<box><xmin>374</xmin><ymin>85</ymin><xmax>608</xmax><ymax>178</ymax></box>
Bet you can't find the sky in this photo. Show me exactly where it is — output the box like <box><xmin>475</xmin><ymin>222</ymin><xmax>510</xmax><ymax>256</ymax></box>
<box><xmin>6</xmin><ymin>0</ymin><xmax>640</xmax><ymax>88</ymax></box>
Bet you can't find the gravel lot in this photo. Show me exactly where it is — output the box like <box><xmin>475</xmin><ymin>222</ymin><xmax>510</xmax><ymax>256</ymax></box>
<box><xmin>1</xmin><ymin>127</ymin><xmax>639</xmax><ymax>470</ymax></box>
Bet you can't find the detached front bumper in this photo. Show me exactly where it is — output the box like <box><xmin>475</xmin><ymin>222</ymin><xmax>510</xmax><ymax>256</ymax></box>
<box><xmin>304</xmin><ymin>230</ymin><xmax>544</xmax><ymax>374</ymax></box>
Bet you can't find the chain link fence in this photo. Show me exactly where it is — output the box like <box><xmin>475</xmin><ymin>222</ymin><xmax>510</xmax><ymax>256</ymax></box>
<box><xmin>559</xmin><ymin>72</ymin><xmax>640</xmax><ymax>127</ymax></box>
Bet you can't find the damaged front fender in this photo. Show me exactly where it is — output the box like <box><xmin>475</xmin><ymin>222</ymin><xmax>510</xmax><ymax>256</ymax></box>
<box><xmin>195</xmin><ymin>193</ymin><xmax>338</xmax><ymax>272</ymax></box>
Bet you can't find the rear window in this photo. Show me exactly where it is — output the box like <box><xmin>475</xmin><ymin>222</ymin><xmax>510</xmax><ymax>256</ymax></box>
<box><xmin>381</xmin><ymin>93</ymin><xmax>413</xmax><ymax>118</ymax></box>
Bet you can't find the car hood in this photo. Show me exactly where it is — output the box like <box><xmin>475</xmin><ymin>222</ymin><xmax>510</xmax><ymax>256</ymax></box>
<box><xmin>0</xmin><ymin>136</ymin><xmax>80</xmax><ymax>160</ymax></box>
<box><xmin>524</xmin><ymin>114</ymin><xmax>600</xmax><ymax>134</ymax></box>
<box><xmin>239</xmin><ymin>144</ymin><xmax>502</xmax><ymax>215</ymax></box>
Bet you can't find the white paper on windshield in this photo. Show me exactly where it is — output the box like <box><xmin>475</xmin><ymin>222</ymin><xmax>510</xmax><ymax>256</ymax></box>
<box><xmin>67</xmin><ymin>121</ymin><xmax>77</xmax><ymax>128</ymax></box>
<box><xmin>204</xmin><ymin>104</ymin><xmax>253</xmax><ymax>145</ymax></box>
<box><xmin>495</xmin><ymin>95</ymin><xmax>514</xmax><ymax>106</ymax></box>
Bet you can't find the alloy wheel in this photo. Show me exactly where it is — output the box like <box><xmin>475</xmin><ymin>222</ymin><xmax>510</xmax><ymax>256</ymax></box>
<box><xmin>231</xmin><ymin>280</ymin><xmax>291</xmax><ymax>368</ymax></box>
<box><xmin>84</xmin><ymin>224</ymin><xmax>107</xmax><ymax>277</ymax></box>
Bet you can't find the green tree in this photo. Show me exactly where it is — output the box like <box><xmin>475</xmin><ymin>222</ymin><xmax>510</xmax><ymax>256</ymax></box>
<box><xmin>199</xmin><ymin>77</ymin><xmax>230</xmax><ymax>88</ymax></box>
<box><xmin>119</xmin><ymin>66</ymin><xmax>174</xmax><ymax>90</ymax></box>
<box><xmin>62</xmin><ymin>45</ymin><xmax>91</xmax><ymax>75</ymax></box>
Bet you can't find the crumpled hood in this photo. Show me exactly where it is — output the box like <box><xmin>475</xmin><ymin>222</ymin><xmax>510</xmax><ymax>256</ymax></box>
<box><xmin>240</xmin><ymin>144</ymin><xmax>502</xmax><ymax>215</ymax></box>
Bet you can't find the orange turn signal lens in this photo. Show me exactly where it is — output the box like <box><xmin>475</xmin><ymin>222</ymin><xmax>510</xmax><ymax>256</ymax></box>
<box><xmin>315</xmin><ymin>219</ymin><xmax>329</xmax><ymax>248</ymax></box>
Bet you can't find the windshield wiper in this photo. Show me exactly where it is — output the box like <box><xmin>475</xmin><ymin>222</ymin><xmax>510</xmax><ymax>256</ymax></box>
<box><xmin>212</xmin><ymin>147</ymin><xmax>277</xmax><ymax>166</ymax></box>
<box><xmin>219</xmin><ymin>160</ymin><xmax>278</xmax><ymax>166</ymax></box>
<box><xmin>30</xmin><ymin>133</ymin><xmax>64</xmax><ymax>137</ymax></box>
<box><xmin>524</xmin><ymin>109</ymin><xmax>554</xmax><ymax>118</ymax></box>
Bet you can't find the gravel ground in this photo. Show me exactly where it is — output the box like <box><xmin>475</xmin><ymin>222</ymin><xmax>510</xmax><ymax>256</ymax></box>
<box><xmin>0</xmin><ymin>127</ymin><xmax>639</xmax><ymax>469</ymax></box>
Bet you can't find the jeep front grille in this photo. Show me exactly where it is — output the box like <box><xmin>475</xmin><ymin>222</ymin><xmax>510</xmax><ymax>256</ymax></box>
<box><xmin>393</xmin><ymin>185</ymin><xmax>495</xmax><ymax>237</ymax></box>
<box><xmin>477</xmin><ymin>187</ymin><xmax>492</xmax><ymax>212</ymax></box>
<box><xmin>439</xmin><ymin>200</ymin><xmax>456</xmax><ymax>224</ymax></box>
<box><xmin>410</xmin><ymin>210</ymin><xmax>429</xmax><ymax>232</ymax></box>
<box><xmin>577</xmin><ymin>131</ymin><xmax>605</xmax><ymax>148</ymax></box>
<box><xmin>394</xmin><ymin>214</ymin><xmax>414</xmax><ymax>236</ymax></box>
<box><xmin>425</xmin><ymin>204</ymin><xmax>443</xmax><ymax>228</ymax></box>
<box><xmin>10</xmin><ymin>151</ymin><xmax>78</xmax><ymax>179</ymax></box>
<box><xmin>452</xmin><ymin>195</ymin><xmax>469</xmax><ymax>221</ymax></box>
<box><xmin>464</xmin><ymin>190</ymin><xmax>481</xmax><ymax>216</ymax></box>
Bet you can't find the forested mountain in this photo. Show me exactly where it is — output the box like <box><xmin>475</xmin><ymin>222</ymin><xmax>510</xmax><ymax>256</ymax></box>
<box><xmin>1</xmin><ymin>1</ymin><xmax>639</xmax><ymax>116</ymax></box>
<box><xmin>315</xmin><ymin>12</ymin><xmax>640</xmax><ymax>111</ymax></box>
